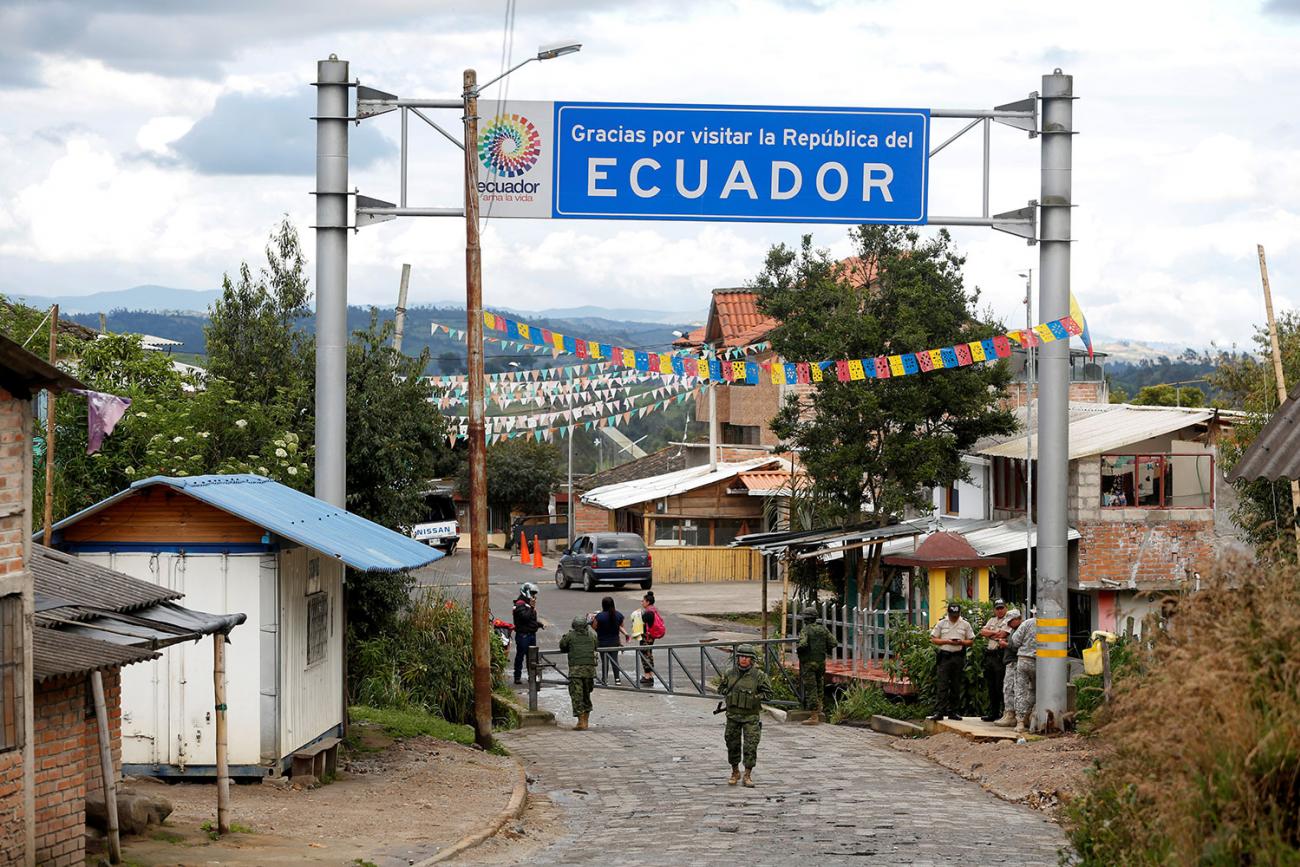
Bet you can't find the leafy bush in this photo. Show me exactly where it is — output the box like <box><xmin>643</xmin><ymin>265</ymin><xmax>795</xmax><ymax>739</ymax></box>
<box><xmin>883</xmin><ymin>598</ymin><xmax>995</xmax><ymax>716</ymax></box>
<box><xmin>1061</xmin><ymin>561</ymin><xmax>1300</xmax><ymax>865</ymax></box>
<box><xmin>350</xmin><ymin>587</ymin><xmax>507</xmax><ymax>727</ymax></box>
<box><xmin>830</xmin><ymin>682</ymin><xmax>930</xmax><ymax>724</ymax></box>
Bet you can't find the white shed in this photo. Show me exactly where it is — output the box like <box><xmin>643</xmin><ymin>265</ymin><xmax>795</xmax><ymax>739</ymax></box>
<box><xmin>50</xmin><ymin>474</ymin><xmax>441</xmax><ymax>777</ymax></box>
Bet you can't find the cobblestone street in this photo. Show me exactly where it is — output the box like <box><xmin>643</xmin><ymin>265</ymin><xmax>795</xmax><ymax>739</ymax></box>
<box><xmin>499</xmin><ymin>686</ymin><xmax>1069</xmax><ymax>865</ymax></box>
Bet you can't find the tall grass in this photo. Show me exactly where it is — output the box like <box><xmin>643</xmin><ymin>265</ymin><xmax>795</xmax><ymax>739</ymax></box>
<box><xmin>350</xmin><ymin>587</ymin><xmax>507</xmax><ymax>727</ymax></box>
<box><xmin>1062</xmin><ymin>560</ymin><xmax>1300</xmax><ymax>865</ymax></box>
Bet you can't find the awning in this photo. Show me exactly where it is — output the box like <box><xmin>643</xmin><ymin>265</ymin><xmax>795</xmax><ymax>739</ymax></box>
<box><xmin>733</xmin><ymin>471</ymin><xmax>792</xmax><ymax>496</ymax></box>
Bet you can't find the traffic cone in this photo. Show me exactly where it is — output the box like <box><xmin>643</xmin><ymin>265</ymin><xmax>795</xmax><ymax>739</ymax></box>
<box><xmin>520</xmin><ymin>534</ymin><xmax>531</xmax><ymax>567</ymax></box>
<box><xmin>532</xmin><ymin>539</ymin><xmax>544</xmax><ymax>569</ymax></box>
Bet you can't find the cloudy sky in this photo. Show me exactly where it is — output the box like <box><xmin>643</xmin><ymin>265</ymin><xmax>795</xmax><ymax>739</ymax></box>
<box><xmin>2</xmin><ymin>0</ymin><xmax>1298</xmax><ymax>348</ymax></box>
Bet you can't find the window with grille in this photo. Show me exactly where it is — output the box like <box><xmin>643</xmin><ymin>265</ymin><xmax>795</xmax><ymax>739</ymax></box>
<box><xmin>0</xmin><ymin>595</ymin><xmax>24</xmax><ymax>753</ymax></box>
<box><xmin>306</xmin><ymin>592</ymin><xmax>329</xmax><ymax>666</ymax></box>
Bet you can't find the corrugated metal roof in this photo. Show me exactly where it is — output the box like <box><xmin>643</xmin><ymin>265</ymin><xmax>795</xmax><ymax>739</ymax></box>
<box><xmin>733</xmin><ymin>519</ymin><xmax>931</xmax><ymax>556</ymax></box>
<box><xmin>33</xmin><ymin>628</ymin><xmax>159</xmax><ymax>682</ymax></box>
<box><xmin>973</xmin><ymin>403</ymin><xmax>1216</xmax><ymax>460</ymax></box>
<box><xmin>876</xmin><ymin>519</ymin><xmax>1080</xmax><ymax>558</ymax></box>
<box><xmin>48</xmin><ymin>601</ymin><xmax>247</xmax><ymax>649</ymax></box>
<box><xmin>1227</xmin><ymin>394</ymin><xmax>1300</xmax><ymax>482</ymax></box>
<box><xmin>0</xmin><ymin>334</ymin><xmax>86</xmax><ymax>398</ymax></box>
<box><xmin>582</xmin><ymin>458</ymin><xmax>784</xmax><ymax>511</ymax></box>
<box><xmin>31</xmin><ymin>545</ymin><xmax>180</xmax><ymax>619</ymax></box>
<box><xmin>53</xmin><ymin>475</ymin><xmax>443</xmax><ymax>573</ymax></box>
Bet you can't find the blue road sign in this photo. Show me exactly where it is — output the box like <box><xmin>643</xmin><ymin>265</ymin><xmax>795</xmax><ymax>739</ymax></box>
<box><xmin>549</xmin><ymin>102</ymin><xmax>928</xmax><ymax>224</ymax></box>
<box><xmin>474</xmin><ymin>100</ymin><xmax>929</xmax><ymax>224</ymax></box>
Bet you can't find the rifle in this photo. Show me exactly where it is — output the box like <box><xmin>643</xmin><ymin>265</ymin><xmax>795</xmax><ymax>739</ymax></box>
<box><xmin>713</xmin><ymin>701</ymin><xmax>726</xmax><ymax>715</ymax></box>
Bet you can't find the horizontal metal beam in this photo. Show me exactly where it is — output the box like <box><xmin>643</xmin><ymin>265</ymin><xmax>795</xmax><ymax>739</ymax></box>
<box><xmin>932</xmin><ymin>107</ymin><xmax>1035</xmax><ymax>119</ymax></box>
<box><xmin>929</xmin><ymin>215</ymin><xmax>1030</xmax><ymax>226</ymax></box>
<box><xmin>356</xmin><ymin>206</ymin><xmax>465</xmax><ymax>218</ymax></box>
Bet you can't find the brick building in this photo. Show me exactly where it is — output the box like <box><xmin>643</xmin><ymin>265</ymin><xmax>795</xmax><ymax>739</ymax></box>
<box><xmin>2</xmin><ymin>333</ymin><xmax>88</xmax><ymax>863</ymax></box>
<box><xmin>676</xmin><ymin>288</ymin><xmax>786</xmax><ymax>447</ymax></box>
<box><xmin>939</xmin><ymin>401</ymin><xmax>1243</xmax><ymax>650</ymax></box>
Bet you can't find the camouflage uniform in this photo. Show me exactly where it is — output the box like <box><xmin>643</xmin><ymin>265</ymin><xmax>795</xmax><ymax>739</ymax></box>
<box><xmin>559</xmin><ymin>616</ymin><xmax>597</xmax><ymax>718</ymax></box>
<box><xmin>1010</xmin><ymin>617</ymin><xmax>1038</xmax><ymax>717</ymax></box>
<box><xmin>720</xmin><ymin>647</ymin><xmax>773</xmax><ymax>770</ymax></box>
<box><xmin>797</xmin><ymin>607</ymin><xmax>837</xmax><ymax>712</ymax></box>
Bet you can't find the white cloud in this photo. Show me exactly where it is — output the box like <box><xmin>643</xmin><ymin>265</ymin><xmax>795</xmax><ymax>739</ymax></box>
<box><xmin>2</xmin><ymin>0</ymin><xmax>1300</xmax><ymax>352</ymax></box>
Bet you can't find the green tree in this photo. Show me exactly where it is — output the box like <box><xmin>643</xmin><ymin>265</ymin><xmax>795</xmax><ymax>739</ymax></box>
<box><xmin>756</xmin><ymin>228</ymin><xmax>1015</xmax><ymax>602</ymax></box>
<box><xmin>204</xmin><ymin>217</ymin><xmax>312</xmax><ymax>410</ymax></box>
<box><xmin>342</xmin><ymin>310</ymin><xmax>452</xmax><ymax>530</ymax></box>
<box><xmin>459</xmin><ymin>438</ymin><xmax>562</xmax><ymax>517</ymax></box>
<box><xmin>1129</xmin><ymin>383</ymin><xmax>1204</xmax><ymax>407</ymax></box>
<box><xmin>1210</xmin><ymin>311</ymin><xmax>1300</xmax><ymax>558</ymax></box>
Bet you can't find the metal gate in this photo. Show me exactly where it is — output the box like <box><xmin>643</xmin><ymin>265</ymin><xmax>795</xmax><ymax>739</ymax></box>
<box><xmin>526</xmin><ymin>637</ymin><xmax>804</xmax><ymax>711</ymax></box>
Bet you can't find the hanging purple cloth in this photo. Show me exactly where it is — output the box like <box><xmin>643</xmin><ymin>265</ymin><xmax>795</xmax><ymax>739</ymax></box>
<box><xmin>70</xmin><ymin>389</ymin><xmax>132</xmax><ymax>454</ymax></box>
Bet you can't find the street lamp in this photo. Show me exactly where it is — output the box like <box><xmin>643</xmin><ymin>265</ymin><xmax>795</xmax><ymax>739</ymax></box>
<box><xmin>462</xmin><ymin>44</ymin><xmax>580</xmax><ymax>749</ymax></box>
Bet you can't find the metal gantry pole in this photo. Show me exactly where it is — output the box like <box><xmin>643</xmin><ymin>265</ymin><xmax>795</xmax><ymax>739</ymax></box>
<box><xmin>313</xmin><ymin>55</ymin><xmax>350</xmax><ymax>508</ymax></box>
<box><xmin>1034</xmin><ymin>69</ymin><xmax>1073</xmax><ymax>731</ymax></box>
<box><xmin>462</xmin><ymin>68</ymin><xmax>494</xmax><ymax>749</ymax></box>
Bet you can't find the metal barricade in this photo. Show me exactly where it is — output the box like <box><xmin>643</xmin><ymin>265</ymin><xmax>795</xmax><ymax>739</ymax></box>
<box><xmin>527</xmin><ymin>637</ymin><xmax>802</xmax><ymax>711</ymax></box>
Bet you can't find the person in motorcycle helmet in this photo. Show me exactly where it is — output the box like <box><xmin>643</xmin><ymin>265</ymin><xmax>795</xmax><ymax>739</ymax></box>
<box><xmin>512</xmin><ymin>583</ymin><xmax>542</xmax><ymax>684</ymax></box>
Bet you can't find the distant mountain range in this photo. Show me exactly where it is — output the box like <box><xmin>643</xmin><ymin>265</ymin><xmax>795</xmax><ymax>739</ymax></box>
<box><xmin>10</xmin><ymin>286</ymin><xmax>707</xmax><ymax>327</ymax></box>
<box><xmin>10</xmin><ymin>285</ymin><xmax>223</xmax><ymax>314</ymax></box>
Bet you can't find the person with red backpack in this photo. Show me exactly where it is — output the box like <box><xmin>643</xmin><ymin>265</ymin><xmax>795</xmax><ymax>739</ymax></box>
<box><xmin>637</xmin><ymin>592</ymin><xmax>666</xmax><ymax>685</ymax></box>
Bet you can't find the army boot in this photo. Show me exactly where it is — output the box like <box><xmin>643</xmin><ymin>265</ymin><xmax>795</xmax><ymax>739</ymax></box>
<box><xmin>728</xmin><ymin>765</ymin><xmax>741</xmax><ymax>786</ymax></box>
<box><xmin>573</xmin><ymin>713</ymin><xmax>588</xmax><ymax>731</ymax></box>
<box><xmin>742</xmin><ymin>769</ymin><xmax>755</xmax><ymax>788</ymax></box>
<box><xmin>1014</xmin><ymin>714</ymin><xmax>1028</xmax><ymax>734</ymax></box>
<box><xmin>993</xmin><ymin>710</ymin><xmax>1016</xmax><ymax>727</ymax></box>
<box><xmin>801</xmin><ymin>711</ymin><xmax>822</xmax><ymax>726</ymax></box>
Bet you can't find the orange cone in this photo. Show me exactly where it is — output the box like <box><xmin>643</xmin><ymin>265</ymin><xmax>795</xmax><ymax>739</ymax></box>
<box><xmin>520</xmin><ymin>533</ymin><xmax>531</xmax><ymax>567</ymax></box>
<box><xmin>532</xmin><ymin>539</ymin><xmax>544</xmax><ymax>569</ymax></box>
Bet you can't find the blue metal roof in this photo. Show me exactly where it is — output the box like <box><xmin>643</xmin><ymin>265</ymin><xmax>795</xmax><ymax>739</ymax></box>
<box><xmin>53</xmin><ymin>474</ymin><xmax>443</xmax><ymax>573</ymax></box>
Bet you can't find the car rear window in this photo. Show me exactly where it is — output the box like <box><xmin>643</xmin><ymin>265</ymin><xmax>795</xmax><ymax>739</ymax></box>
<box><xmin>597</xmin><ymin>534</ymin><xmax>646</xmax><ymax>552</ymax></box>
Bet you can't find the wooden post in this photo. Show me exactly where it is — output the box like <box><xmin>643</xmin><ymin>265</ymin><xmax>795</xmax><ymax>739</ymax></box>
<box><xmin>213</xmin><ymin>632</ymin><xmax>230</xmax><ymax>835</ymax></box>
<box><xmin>1257</xmin><ymin>245</ymin><xmax>1300</xmax><ymax>548</ymax></box>
<box><xmin>392</xmin><ymin>263</ymin><xmax>411</xmax><ymax>353</ymax></box>
<box><xmin>1100</xmin><ymin>635</ymin><xmax>1113</xmax><ymax>704</ymax></box>
<box><xmin>42</xmin><ymin>304</ymin><xmax>58</xmax><ymax>545</ymax></box>
<box><xmin>90</xmin><ymin>671</ymin><xmax>121</xmax><ymax>864</ymax></box>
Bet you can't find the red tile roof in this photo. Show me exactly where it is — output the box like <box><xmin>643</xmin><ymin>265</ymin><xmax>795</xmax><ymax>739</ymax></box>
<box><xmin>882</xmin><ymin>531</ymin><xmax>1008</xmax><ymax>568</ymax></box>
<box><xmin>708</xmin><ymin>289</ymin><xmax>779</xmax><ymax>347</ymax></box>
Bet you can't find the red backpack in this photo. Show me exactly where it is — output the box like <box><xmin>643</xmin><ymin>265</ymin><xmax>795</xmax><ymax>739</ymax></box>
<box><xmin>645</xmin><ymin>605</ymin><xmax>666</xmax><ymax>639</ymax></box>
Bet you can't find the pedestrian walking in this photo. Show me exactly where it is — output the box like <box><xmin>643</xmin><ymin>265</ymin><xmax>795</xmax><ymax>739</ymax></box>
<box><xmin>637</xmin><ymin>591</ymin><xmax>665</xmax><ymax>685</ymax></box>
<box><xmin>994</xmin><ymin>608</ymin><xmax>1023</xmax><ymax>727</ymax></box>
<box><xmin>559</xmin><ymin>615</ymin><xmax>597</xmax><ymax>730</ymax></box>
<box><xmin>929</xmin><ymin>602</ymin><xmax>974</xmax><ymax>721</ymax></box>
<box><xmin>979</xmin><ymin>599</ymin><xmax>1013</xmax><ymax>721</ymax></box>
<box><xmin>796</xmin><ymin>605</ymin><xmax>837</xmax><ymax>725</ymax></box>
<box><xmin>719</xmin><ymin>644</ymin><xmax>772</xmax><ymax>787</ymax></box>
<box><xmin>1009</xmin><ymin>614</ymin><xmax>1038</xmax><ymax>733</ymax></box>
<box><xmin>511</xmin><ymin>582</ymin><xmax>541</xmax><ymax>685</ymax></box>
<box><xmin>593</xmin><ymin>596</ymin><xmax>628</xmax><ymax>684</ymax></box>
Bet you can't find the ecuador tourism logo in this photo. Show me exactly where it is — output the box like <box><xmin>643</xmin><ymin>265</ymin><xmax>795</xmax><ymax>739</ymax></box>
<box><xmin>479</xmin><ymin>113</ymin><xmax>541</xmax><ymax>178</ymax></box>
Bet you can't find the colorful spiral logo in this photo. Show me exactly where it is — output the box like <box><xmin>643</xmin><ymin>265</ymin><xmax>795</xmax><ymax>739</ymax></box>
<box><xmin>478</xmin><ymin>113</ymin><xmax>541</xmax><ymax>178</ymax></box>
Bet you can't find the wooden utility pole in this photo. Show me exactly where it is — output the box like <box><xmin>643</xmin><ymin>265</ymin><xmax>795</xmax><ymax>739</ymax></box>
<box><xmin>1257</xmin><ymin>244</ymin><xmax>1300</xmax><ymax>546</ymax></box>
<box><xmin>214</xmin><ymin>633</ymin><xmax>230</xmax><ymax>834</ymax></box>
<box><xmin>463</xmin><ymin>69</ymin><xmax>494</xmax><ymax>749</ymax></box>
<box><xmin>42</xmin><ymin>305</ymin><xmax>58</xmax><ymax>545</ymax></box>
<box><xmin>393</xmin><ymin>263</ymin><xmax>411</xmax><ymax>353</ymax></box>
<box><xmin>90</xmin><ymin>672</ymin><xmax>121</xmax><ymax>863</ymax></box>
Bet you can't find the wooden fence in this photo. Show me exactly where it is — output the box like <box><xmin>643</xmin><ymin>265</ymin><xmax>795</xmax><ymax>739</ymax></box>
<box><xmin>651</xmin><ymin>546</ymin><xmax>762</xmax><ymax>583</ymax></box>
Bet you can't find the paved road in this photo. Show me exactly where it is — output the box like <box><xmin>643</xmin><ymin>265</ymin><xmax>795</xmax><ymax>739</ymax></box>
<box><xmin>499</xmin><ymin>687</ymin><xmax>1068</xmax><ymax>865</ymax></box>
<box><xmin>412</xmin><ymin>550</ymin><xmax>772</xmax><ymax>645</ymax></box>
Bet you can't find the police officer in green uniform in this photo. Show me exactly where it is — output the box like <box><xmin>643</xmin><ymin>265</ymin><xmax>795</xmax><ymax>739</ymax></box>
<box><xmin>559</xmin><ymin>615</ymin><xmax>597</xmax><ymax>731</ymax></box>
<box><xmin>719</xmin><ymin>644</ymin><xmax>773</xmax><ymax>787</ymax></box>
<box><xmin>796</xmin><ymin>606</ymin><xmax>837</xmax><ymax>725</ymax></box>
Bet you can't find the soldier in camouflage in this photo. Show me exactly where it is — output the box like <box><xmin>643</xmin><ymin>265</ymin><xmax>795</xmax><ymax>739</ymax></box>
<box><xmin>560</xmin><ymin>615</ymin><xmax>597</xmax><ymax>731</ymax></box>
<box><xmin>719</xmin><ymin>644</ymin><xmax>773</xmax><ymax>787</ymax></box>
<box><xmin>797</xmin><ymin>606</ymin><xmax>837</xmax><ymax>725</ymax></box>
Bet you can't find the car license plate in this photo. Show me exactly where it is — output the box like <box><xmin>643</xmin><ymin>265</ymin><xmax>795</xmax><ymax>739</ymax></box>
<box><xmin>616</xmin><ymin>559</ymin><xmax>631</xmax><ymax>567</ymax></box>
